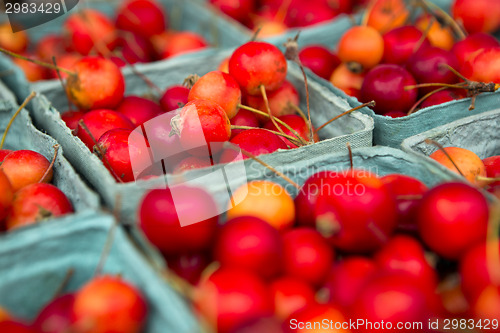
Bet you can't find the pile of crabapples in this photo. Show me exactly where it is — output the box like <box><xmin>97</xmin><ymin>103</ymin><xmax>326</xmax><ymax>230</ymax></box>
<box><xmin>137</xmin><ymin>159</ymin><xmax>498</xmax><ymax>332</ymax></box>
<box><xmin>55</xmin><ymin>40</ymin><xmax>325</xmax><ymax>182</ymax></box>
<box><xmin>0</xmin><ymin>275</ymin><xmax>148</xmax><ymax>333</ymax></box>
<box><xmin>0</xmin><ymin>140</ymin><xmax>73</xmax><ymax>231</ymax></box>
<box><xmin>208</xmin><ymin>0</ymin><xmax>366</xmax><ymax>37</ymax></box>
<box><xmin>298</xmin><ymin>0</ymin><xmax>500</xmax><ymax>117</ymax></box>
<box><xmin>0</xmin><ymin>0</ymin><xmax>208</xmax><ymax>82</ymax></box>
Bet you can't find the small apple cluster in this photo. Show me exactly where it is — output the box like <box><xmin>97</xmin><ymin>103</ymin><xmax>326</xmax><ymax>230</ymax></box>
<box><xmin>136</xmin><ymin>164</ymin><xmax>496</xmax><ymax>333</ymax></box>
<box><xmin>1</xmin><ymin>0</ymin><xmax>208</xmax><ymax>82</ymax></box>
<box><xmin>209</xmin><ymin>0</ymin><xmax>367</xmax><ymax>37</ymax></box>
<box><xmin>58</xmin><ymin>41</ymin><xmax>320</xmax><ymax>182</ymax></box>
<box><xmin>0</xmin><ymin>148</ymin><xmax>73</xmax><ymax>232</ymax></box>
<box><xmin>296</xmin><ymin>0</ymin><xmax>500</xmax><ymax>117</ymax></box>
<box><xmin>0</xmin><ymin>275</ymin><xmax>148</xmax><ymax>333</ymax></box>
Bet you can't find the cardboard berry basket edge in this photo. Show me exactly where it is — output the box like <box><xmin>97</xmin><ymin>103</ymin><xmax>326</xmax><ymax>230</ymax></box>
<box><xmin>0</xmin><ymin>98</ymin><xmax>100</xmax><ymax>216</ymax></box>
<box><xmin>0</xmin><ymin>211</ymin><xmax>199</xmax><ymax>333</ymax></box>
<box><xmin>401</xmin><ymin>108</ymin><xmax>500</xmax><ymax>183</ymax></box>
<box><xmin>27</xmin><ymin>48</ymin><xmax>374</xmax><ymax>225</ymax></box>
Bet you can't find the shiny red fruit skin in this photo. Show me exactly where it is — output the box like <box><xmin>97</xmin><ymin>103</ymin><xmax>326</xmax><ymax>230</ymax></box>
<box><xmin>214</xmin><ymin>216</ymin><xmax>283</xmax><ymax>279</ymax></box>
<box><xmin>33</xmin><ymin>294</ymin><xmax>75</xmax><ymax>333</ymax></box>
<box><xmin>0</xmin><ymin>150</ymin><xmax>52</xmax><ymax>192</ymax></box>
<box><xmin>322</xmin><ymin>256</ymin><xmax>377</xmax><ymax>308</ymax></box>
<box><xmin>282</xmin><ymin>227</ymin><xmax>334</xmax><ymax>287</ymax></box>
<box><xmin>176</xmin><ymin>99</ymin><xmax>231</xmax><ymax>156</ymax></box>
<box><xmin>298</xmin><ymin>45</ymin><xmax>341</xmax><ymax>80</ymax></box>
<box><xmin>374</xmin><ymin>235</ymin><xmax>438</xmax><ymax>291</ymax></box>
<box><xmin>160</xmin><ymin>32</ymin><xmax>208</xmax><ymax>59</ymax></box>
<box><xmin>451</xmin><ymin>32</ymin><xmax>500</xmax><ymax>68</ymax></box>
<box><xmin>460</xmin><ymin>241</ymin><xmax>500</xmax><ymax>300</ymax></box>
<box><xmin>451</xmin><ymin>0</ymin><xmax>500</xmax><ymax>34</ymax></box>
<box><xmin>406</xmin><ymin>46</ymin><xmax>459</xmax><ymax>95</ymax></box>
<box><xmin>194</xmin><ymin>268</ymin><xmax>273</xmax><ymax>333</ymax></box>
<box><xmin>314</xmin><ymin>169</ymin><xmax>398</xmax><ymax>253</ymax></box>
<box><xmin>294</xmin><ymin>170</ymin><xmax>339</xmax><ymax>227</ymax></box>
<box><xmin>419</xmin><ymin>89</ymin><xmax>465</xmax><ymax>109</ymax></box>
<box><xmin>0</xmin><ymin>149</ymin><xmax>13</xmax><ymax>162</ymax></box>
<box><xmin>228</xmin><ymin>41</ymin><xmax>287</xmax><ymax>95</ymax></box>
<box><xmin>61</xmin><ymin>110</ymin><xmax>85</xmax><ymax>131</ymax></box>
<box><xmin>72</xmin><ymin>276</ymin><xmax>147</xmax><ymax>333</ymax></box>
<box><xmin>6</xmin><ymin>183</ymin><xmax>73</xmax><ymax>230</ymax></box>
<box><xmin>382</xmin><ymin>25</ymin><xmax>430</xmax><ymax>65</ymax></box>
<box><xmin>209</xmin><ymin>0</ymin><xmax>255</xmax><ymax>23</ymax></box>
<box><xmin>138</xmin><ymin>186</ymin><xmax>218</xmax><ymax>255</ymax></box>
<box><xmin>461</xmin><ymin>47</ymin><xmax>500</xmax><ymax>83</ymax></box>
<box><xmin>270</xmin><ymin>277</ymin><xmax>316</xmax><ymax>321</ymax></box>
<box><xmin>380</xmin><ymin>173</ymin><xmax>428</xmax><ymax>232</ymax></box>
<box><xmin>116</xmin><ymin>0</ymin><xmax>167</xmax><ymax>38</ymax></box>
<box><xmin>66</xmin><ymin>57</ymin><xmax>125</xmax><ymax>110</ymax></box>
<box><xmin>417</xmin><ymin>182</ymin><xmax>489</xmax><ymax>260</ymax></box>
<box><xmin>115</xmin><ymin>96</ymin><xmax>163</xmax><ymax>126</ymax></box>
<box><xmin>245</xmin><ymin>80</ymin><xmax>300</xmax><ymax>120</ymax></box>
<box><xmin>94</xmin><ymin>128</ymin><xmax>142</xmax><ymax>183</ymax></box>
<box><xmin>0</xmin><ymin>320</ymin><xmax>38</xmax><ymax>333</ymax></box>
<box><xmin>483</xmin><ymin>155</ymin><xmax>500</xmax><ymax>188</ymax></box>
<box><xmin>360</xmin><ymin>64</ymin><xmax>418</xmax><ymax>114</ymax></box>
<box><xmin>159</xmin><ymin>85</ymin><xmax>189</xmax><ymax>111</ymax></box>
<box><xmin>229</xmin><ymin>109</ymin><xmax>259</xmax><ymax>138</ymax></box>
<box><xmin>164</xmin><ymin>252</ymin><xmax>210</xmax><ymax>285</ymax></box>
<box><xmin>63</xmin><ymin>9</ymin><xmax>117</xmax><ymax>56</ymax></box>
<box><xmin>76</xmin><ymin>109</ymin><xmax>134</xmax><ymax>150</ymax></box>
<box><xmin>219</xmin><ymin>128</ymin><xmax>288</xmax><ymax>163</ymax></box>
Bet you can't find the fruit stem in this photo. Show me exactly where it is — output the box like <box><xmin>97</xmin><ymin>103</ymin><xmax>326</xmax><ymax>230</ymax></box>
<box><xmin>39</xmin><ymin>144</ymin><xmax>59</xmax><ymax>183</ymax></box>
<box><xmin>283</xmin><ymin>34</ymin><xmax>314</xmax><ymax>142</ymax></box>
<box><xmin>407</xmin><ymin>85</ymin><xmax>449</xmax><ymax>115</ymax></box>
<box><xmin>260</xmin><ymin>84</ymin><xmax>291</xmax><ymax>140</ymax></box>
<box><xmin>476</xmin><ymin>176</ymin><xmax>500</xmax><ymax>184</ymax></box>
<box><xmin>183</xmin><ymin>74</ymin><xmax>200</xmax><ymax>89</ymax></box>
<box><xmin>52</xmin><ymin>56</ymin><xmax>74</xmax><ymax>111</ymax></box>
<box><xmin>424</xmin><ymin>138</ymin><xmax>466</xmax><ymax>178</ymax></box>
<box><xmin>0</xmin><ymin>47</ymin><xmax>76</xmax><ymax>76</ymax></box>
<box><xmin>0</xmin><ymin>91</ymin><xmax>37</xmax><ymax>150</ymax></box>
<box><xmin>126</xmin><ymin>60</ymin><xmax>163</xmax><ymax>97</ymax></box>
<box><xmin>230</xmin><ymin>125</ymin><xmax>304</xmax><ymax>147</ymax></box>
<box><xmin>420</xmin><ymin>0</ymin><xmax>467</xmax><ymax>40</ymax></box>
<box><xmin>440</xmin><ymin>63</ymin><xmax>468</xmax><ymax>82</ymax></box>
<box><xmin>237</xmin><ymin>104</ymin><xmax>309</xmax><ymax>145</ymax></box>
<box><xmin>346</xmin><ymin>142</ymin><xmax>353</xmax><ymax>169</ymax></box>
<box><xmin>405</xmin><ymin>82</ymin><xmax>466</xmax><ymax>91</ymax></box>
<box><xmin>51</xmin><ymin>268</ymin><xmax>74</xmax><ymax>299</ymax></box>
<box><xmin>78</xmin><ymin>119</ymin><xmax>125</xmax><ymax>183</ymax></box>
<box><xmin>315</xmin><ymin>100</ymin><xmax>375</xmax><ymax>133</ymax></box>
<box><xmin>223</xmin><ymin>142</ymin><xmax>301</xmax><ymax>190</ymax></box>
<box><xmin>95</xmin><ymin>194</ymin><xmax>122</xmax><ymax>276</ymax></box>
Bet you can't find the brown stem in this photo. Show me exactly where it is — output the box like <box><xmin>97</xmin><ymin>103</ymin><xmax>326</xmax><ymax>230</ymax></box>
<box><xmin>237</xmin><ymin>104</ymin><xmax>309</xmax><ymax>145</ymax></box>
<box><xmin>78</xmin><ymin>120</ymin><xmax>124</xmax><ymax>183</ymax></box>
<box><xmin>223</xmin><ymin>142</ymin><xmax>301</xmax><ymax>190</ymax></box>
<box><xmin>52</xmin><ymin>268</ymin><xmax>74</xmax><ymax>299</ymax></box>
<box><xmin>0</xmin><ymin>47</ymin><xmax>75</xmax><ymax>76</ymax></box>
<box><xmin>298</xmin><ymin>65</ymin><xmax>314</xmax><ymax>143</ymax></box>
<box><xmin>407</xmin><ymin>86</ymin><xmax>449</xmax><ymax>115</ymax></box>
<box><xmin>52</xmin><ymin>56</ymin><xmax>73</xmax><ymax>111</ymax></box>
<box><xmin>0</xmin><ymin>91</ymin><xmax>37</xmax><ymax>150</ymax></box>
<box><xmin>39</xmin><ymin>144</ymin><xmax>59</xmax><ymax>183</ymax></box>
<box><xmin>95</xmin><ymin>195</ymin><xmax>122</xmax><ymax>276</ymax></box>
<box><xmin>421</xmin><ymin>0</ymin><xmax>467</xmax><ymax>40</ymax></box>
<box><xmin>414</xmin><ymin>15</ymin><xmax>435</xmax><ymax>53</ymax></box>
<box><xmin>126</xmin><ymin>59</ymin><xmax>163</xmax><ymax>96</ymax></box>
<box><xmin>346</xmin><ymin>142</ymin><xmax>353</xmax><ymax>169</ymax></box>
<box><xmin>476</xmin><ymin>176</ymin><xmax>500</xmax><ymax>184</ymax></box>
<box><xmin>405</xmin><ymin>82</ymin><xmax>466</xmax><ymax>91</ymax></box>
<box><xmin>440</xmin><ymin>63</ymin><xmax>468</xmax><ymax>82</ymax></box>
<box><xmin>425</xmin><ymin>138</ymin><xmax>465</xmax><ymax>178</ymax></box>
<box><xmin>260</xmin><ymin>84</ymin><xmax>289</xmax><ymax>140</ymax></box>
<box><xmin>315</xmin><ymin>101</ymin><xmax>375</xmax><ymax>133</ymax></box>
